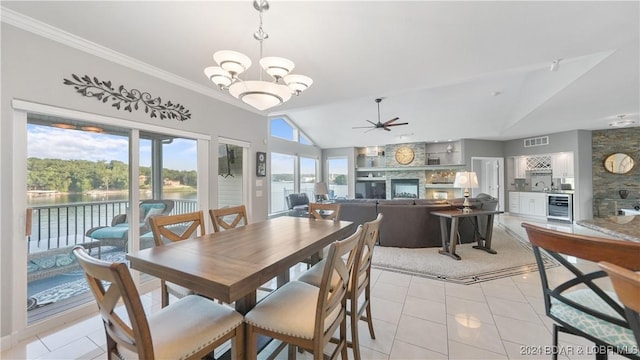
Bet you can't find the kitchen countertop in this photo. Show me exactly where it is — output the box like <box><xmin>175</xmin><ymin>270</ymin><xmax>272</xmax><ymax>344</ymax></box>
<box><xmin>577</xmin><ymin>217</ymin><xmax>640</xmax><ymax>243</ymax></box>
<box><xmin>509</xmin><ymin>190</ymin><xmax>575</xmax><ymax>195</ymax></box>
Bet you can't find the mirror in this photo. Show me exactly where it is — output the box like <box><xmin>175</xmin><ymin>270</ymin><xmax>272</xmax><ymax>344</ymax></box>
<box><xmin>604</xmin><ymin>153</ymin><xmax>635</xmax><ymax>174</ymax></box>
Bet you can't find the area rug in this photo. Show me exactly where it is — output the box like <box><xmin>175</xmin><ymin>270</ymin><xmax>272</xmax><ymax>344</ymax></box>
<box><xmin>371</xmin><ymin>226</ymin><xmax>557</xmax><ymax>284</ymax></box>
<box><xmin>29</xmin><ymin>251</ymin><xmax>126</xmax><ymax>309</ymax></box>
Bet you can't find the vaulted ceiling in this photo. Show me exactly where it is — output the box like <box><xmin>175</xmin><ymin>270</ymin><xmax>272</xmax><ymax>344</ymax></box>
<box><xmin>2</xmin><ymin>1</ymin><xmax>638</xmax><ymax>148</ymax></box>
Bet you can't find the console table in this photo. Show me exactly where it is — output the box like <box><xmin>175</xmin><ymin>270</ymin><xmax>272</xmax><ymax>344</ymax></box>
<box><xmin>431</xmin><ymin>209</ymin><xmax>504</xmax><ymax>260</ymax></box>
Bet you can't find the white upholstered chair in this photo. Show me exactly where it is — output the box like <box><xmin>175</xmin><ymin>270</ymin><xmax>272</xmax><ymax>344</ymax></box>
<box><xmin>298</xmin><ymin>213</ymin><xmax>383</xmax><ymax>360</ymax></box>
<box><xmin>72</xmin><ymin>246</ymin><xmax>244</xmax><ymax>360</ymax></box>
<box><xmin>244</xmin><ymin>225</ymin><xmax>363</xmax><ymax>360</ymax></box>
<box><xmin>149</xmin><ymin>210</ymin><xmax>207</xmax><ymax>307</ymax></box>
<box><xmin>209</xmin><ymin>205</ymin><xmax>249</xmax><ymax>232</ymax></box>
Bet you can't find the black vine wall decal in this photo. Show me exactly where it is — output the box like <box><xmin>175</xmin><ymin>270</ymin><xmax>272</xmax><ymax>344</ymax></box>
<box><xmin>63</xmin><ymin>74</ymin><xmax>191</xmax><ymax>121</ymax></box>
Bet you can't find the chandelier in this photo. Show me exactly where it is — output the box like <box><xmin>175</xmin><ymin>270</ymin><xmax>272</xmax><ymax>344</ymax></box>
<box><xmin>204</xmin><ymin>0</ymin><xmax>313</xmax><ymax>111</ymax></box>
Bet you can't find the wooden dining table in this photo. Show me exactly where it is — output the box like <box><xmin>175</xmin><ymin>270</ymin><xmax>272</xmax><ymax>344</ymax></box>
<box><xmin>126</xmin><ymin>216</ymin><xmax>355</xmax><ymax>315</ymax></box>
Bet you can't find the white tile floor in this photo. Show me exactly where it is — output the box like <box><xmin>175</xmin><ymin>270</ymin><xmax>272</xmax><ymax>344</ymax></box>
<box><xmin>1</xmin><ymin>215</ymin><xmax>631</xmax><ymax>360</ymax></box>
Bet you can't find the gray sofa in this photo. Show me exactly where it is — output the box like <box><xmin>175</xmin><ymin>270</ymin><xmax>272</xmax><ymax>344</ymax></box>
<box><xmin>336</xmin><ymin>194</ymin><xmax>499</xmax><ymax>248</ymax></box>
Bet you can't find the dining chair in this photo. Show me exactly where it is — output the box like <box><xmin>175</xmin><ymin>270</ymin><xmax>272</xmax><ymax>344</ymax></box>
<box><xmin>210</xmin><ymin>204</ymin><xmax>278</xmax><ymax>294</ymax></box>
<box><xmin>303</xmin><ymin>202</ymin><xmax>342</xmax><ymax>267</ymax></box>
<box><xmin>298</xmin><ymin>213</ymin><xmax>383</xmax><ymax>360</ymax></box>
<box><xmin>149</xmin><ymin>210</ymin><xmax>207</xmax><ymax>307</ymax></box>
<box><xmin>72</xmin><ymin>246</ymin><xmax>245</xmax><ymax>360</ymax></box>
<box><xmin>599</xmin><ymin>262</ymin><xmax>640</xmax><ymax>347</ymax></box>
<box><xmin>244</xmin><ymin>225</ymin><xmax>363</xmax><ymax>360</ymax></box>
<box><xmin>308</xmin><ymin>202</ymin><xmax>341</xmax><ymax>221</ymax></box>
<box><xmin>522</xmin><ymin>222</ymin><xmax>640</xmax><ymax>360</ymax></box>
<box><xmin>209</xmin><ymin>205</ymin><xmax>248</xmax><ymax>232</ymax></box>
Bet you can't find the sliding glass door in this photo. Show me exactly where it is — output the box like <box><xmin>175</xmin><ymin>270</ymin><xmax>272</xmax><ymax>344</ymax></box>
<box><xmin>24</xmin><ymin>113</ymin><xmax>202</xmax><ymax>325</ymax></box>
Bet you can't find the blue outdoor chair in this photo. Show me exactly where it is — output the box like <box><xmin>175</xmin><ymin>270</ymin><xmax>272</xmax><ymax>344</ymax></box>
<box><xmin>85</xmin><ymin>199</ymin><xmax>174</xmax><ymax>257</ymax></box>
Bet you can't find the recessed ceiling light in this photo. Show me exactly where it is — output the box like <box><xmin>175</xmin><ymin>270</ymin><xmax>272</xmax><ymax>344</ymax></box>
<box><xmin>52</xmin><ymin>123</ymin><xmax>76</xmax><ymax>130</ymax></box>
<box><xmin>80</xmin><ymin>126</ymin><xmax>104</xmax><ymax>133</ymax></box>
<box><xmin>491</xmin><ymin>91</ymin><xmax>501</xmax><ymax>96</ymax></box>
<box><xmin>609</xmin><ymin>114</ymin><xmax>636</xmax><ymax>127</ymax></box>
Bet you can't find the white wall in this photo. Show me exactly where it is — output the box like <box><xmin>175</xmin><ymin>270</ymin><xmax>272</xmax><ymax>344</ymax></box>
<box><xmin>0</xmin><ymin>23</ymin><xmax>269</xmax><ymax>339</ymax></box>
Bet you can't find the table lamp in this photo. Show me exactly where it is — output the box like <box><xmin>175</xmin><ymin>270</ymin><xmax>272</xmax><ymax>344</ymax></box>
<box><xmin>314</xmin><ymin>182</ymin><xmax>329</xmax><ymax>203</ymax></box>
<box><xmin>453</xmin><ymin>171</ymin><xmax>479</xmax><ymax>212</ymax></box>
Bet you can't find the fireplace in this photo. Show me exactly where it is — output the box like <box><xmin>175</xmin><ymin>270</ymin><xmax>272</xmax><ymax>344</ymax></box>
<box><xmin>391</xmin><ymin>179</ymin><xmax>419</xmax><ymax>199</ymax></box>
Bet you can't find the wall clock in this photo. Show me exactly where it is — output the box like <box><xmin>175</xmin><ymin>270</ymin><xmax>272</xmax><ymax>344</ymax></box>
<box><xmin>395</xmin><ymin>146</ymin><xmax>415</xmax><ymax>165</ymax></box>
<box><xmin>256</xmin><ymin>152</ymin><xmax>266</xmax><ymax>177</ymax></box>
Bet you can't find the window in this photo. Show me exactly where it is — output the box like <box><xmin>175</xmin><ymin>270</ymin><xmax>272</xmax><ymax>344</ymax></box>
<box><xmin>327</xmin><ymin>157</ymin><xmax>348</xmax><ymax>199</ymax></box>
<box><xmin>270</xmin><ymin>152</ymin><xmax>296</xmax><ymax>213</ymax></box>
<box><xmin>300</xmin><ymin>134</ymin><xmax>312</xmax><ymax>145</ymax></box>
<box><xmin>270</xmin><ymin>117</ymin><xmax>295</xmax><ymax>141</ymax></box>
<box><xmin>270</xmin><ymin>116</ymin><xmax>314</xmax><ymax>145</ymax></box>
<box><xmin>300</xmin><ymin>157</ymin><xmax>317</xmax><ymax>200</ymax></box>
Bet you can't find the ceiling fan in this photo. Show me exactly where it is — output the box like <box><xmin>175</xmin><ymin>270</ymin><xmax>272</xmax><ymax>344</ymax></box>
<box><xmin>353</xmin><ymin>98</ymin><xmax>408</xmax><ymax>132</ymax></box>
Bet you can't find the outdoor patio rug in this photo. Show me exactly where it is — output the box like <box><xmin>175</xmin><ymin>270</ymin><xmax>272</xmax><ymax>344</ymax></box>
<box><xmin>371</xmin><ymin>225</ymin><xmax>558</xmax><ymax>284</ymax></box>
<box><xmin>29</xmin><ymin>251</ymin><xmax>126</xmax><ymax>308</ymax></box>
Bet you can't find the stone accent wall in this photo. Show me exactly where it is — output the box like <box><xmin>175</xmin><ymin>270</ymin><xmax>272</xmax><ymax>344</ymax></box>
<box><xmin>385</xmin><ymin>170</ymin><xmax>426</xmax><ymax>199</ymax></box>
<box><xmin>383</xmin><ymin>143</ymin><xmax>426</xmax><ymax>198</ymax></box>
<box><xmin>385</xmin><ymin>143</ymin><xmax>426</xmax><ymax>167</ymax></box>
<box><xmin>592</xmin><ymin>127</ymin><xmax>640</xmax><ymax>216</ymax></box>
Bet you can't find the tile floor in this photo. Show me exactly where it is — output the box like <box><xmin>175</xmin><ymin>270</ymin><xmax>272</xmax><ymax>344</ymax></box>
<box><xmin>1</xmin><ymin>215</ymin><xmax>632</xmax><ymax>360</ymax></box>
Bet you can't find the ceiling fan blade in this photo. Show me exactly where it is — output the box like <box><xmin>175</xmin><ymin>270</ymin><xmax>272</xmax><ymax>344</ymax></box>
<box><xmin>385</xmin><ymin>122</ymin><xmax>409</xmax><ymax>127</ymax></box>
<box><xmin>382</xmin><ymin>117</ymin><xmax>400</xmax><ymax>126</ymax></box>
<box><xmin>383</xmin><ymin>127</ymin><xmax>392</xmax><ymax>131</ymax></box>
<box><xmin>352</xmin><ymin>126</ymin><xmax>375</xmax><ymax>129</ymax></box>
<box><xmin>366</xmin><ymin>120</ymin><xmax>377</xmax><ymax>126</ymax></box>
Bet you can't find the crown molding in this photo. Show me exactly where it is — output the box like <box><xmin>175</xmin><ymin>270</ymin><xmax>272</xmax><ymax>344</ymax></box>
<box><xmin>1</xmin><ymin>6</ymin><xmax>259</xmax><ymax>113</ymax></box>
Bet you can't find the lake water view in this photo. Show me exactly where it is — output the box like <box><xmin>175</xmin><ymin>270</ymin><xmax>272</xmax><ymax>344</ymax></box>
<box><xmin>27</xmin><ymin>190</ymin><xmax>197</xmax><ymax>253</ymax></box>
<box><xmin>27</xmin><ymin>182</ymin><xmax>348</xmax><ymax>253</ymax></box>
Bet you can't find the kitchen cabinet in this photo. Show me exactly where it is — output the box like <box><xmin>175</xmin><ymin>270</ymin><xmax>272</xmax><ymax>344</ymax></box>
<box><xmin>514</xmin><ymin>156</ymin><xmax>527</xmax><ymax>178</ymax></box>
<box><xmin>519</xmin><ymin>192</ymin><xmax>547</xmax><ymax>217</ymax></box>
<box><xmin>552</xmin><ymin>152</ymin><xmax>574</xmax><ymax>178</ymax></box>
<box><xmin>509</xmin><ymin>192</ymin><xmax>520</xmax><ymax>213</ymax></box>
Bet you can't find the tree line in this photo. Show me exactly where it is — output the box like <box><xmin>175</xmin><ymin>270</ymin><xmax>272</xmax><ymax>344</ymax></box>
<box><xmin>27</xmin><ymin>158</ymin><xmax>197</xmax><ymax>193</ymax></box>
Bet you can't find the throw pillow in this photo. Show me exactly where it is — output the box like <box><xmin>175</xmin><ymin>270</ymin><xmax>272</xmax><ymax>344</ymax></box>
<box><xmin>144</xmin><ymin>207</ymin><xmax>164</xmax><ymax>223</ymax></box>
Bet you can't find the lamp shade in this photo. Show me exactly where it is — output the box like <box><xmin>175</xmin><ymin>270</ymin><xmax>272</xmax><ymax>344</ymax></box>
<box><xmin>453</xmin><ymin>171</ymin><xmax>479</xmax><ymax>189</ymax></box>
<box><xmin>213</xmin><ymin>50</ymin><xmax>252</xmax><ymax>76</ymax></box>
<box><xmin>314</xmin><ymin>182</ymin><xmax>328</xmax><ymax>196</ymax></box>
<box><xmin>204</xmin><ymin>66</ymin><xmax>233</xmax><ymax>88</ymax></box>
<box><xmin>228</xmin><ymin>81</ymin><xmax>292</xmax><ymax>111</ymax></box>
<box><xmin>260</xmin><ymin>57</ymin><xmax>295</xmax><ymax>80</ymax></box>
<box><xmin>284</xmin><ymin>74</ymin><xmax>313</xmax><ymax>94</ymax></box>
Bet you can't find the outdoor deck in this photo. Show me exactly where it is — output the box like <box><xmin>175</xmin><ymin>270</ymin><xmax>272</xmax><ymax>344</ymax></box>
<box><xmin>26</xmin><ymin>199</ymin><xmax>197</xmax><ymax>324</ymax></box>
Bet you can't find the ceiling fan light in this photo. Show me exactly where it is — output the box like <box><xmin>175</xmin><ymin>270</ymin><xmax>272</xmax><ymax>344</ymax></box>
<box><xmin>260</xmin><ymin>57</ymin><xmax>295</xmax><ymax>80</ymax></box>
<box><xmin>213</xmin><ymin>50</ymin><xmax>252</xmax><ymax>76</ymax></box>
<box><xmin>204</xmin><ymin>66</ymin><xmax>233</xmax><ymax>88</ymax></box>
<box><xmin>284</xmin><ymin>74</ymin><xmax>313</xmax><ymax>94</ymax></box>
<box><xmin>228</xmin><ymin>80</ymin><xmax>292</xmax><ymax>111</ymax></box>
<box><xmin>609</xmin><ymin>115</ymin><xmax>636</xmax><ymax>127</ymax></box>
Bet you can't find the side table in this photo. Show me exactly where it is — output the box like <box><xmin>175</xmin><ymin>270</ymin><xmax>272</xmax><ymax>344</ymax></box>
<box><xmin>431</xmin><ymin>209</ymin><xmax>504</xmax><ymax>260</ymax></box>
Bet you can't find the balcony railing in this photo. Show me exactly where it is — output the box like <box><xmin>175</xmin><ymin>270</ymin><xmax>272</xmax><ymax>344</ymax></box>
<box><xmin>27</xmin><ymin>199</ymin><xmax>198</xmax><ymax>254</ymax></box>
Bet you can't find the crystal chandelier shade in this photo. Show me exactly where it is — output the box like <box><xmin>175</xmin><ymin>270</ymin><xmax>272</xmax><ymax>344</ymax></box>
<box><xmin>204</xmin><ymin>0</ymin><xmax>312</xmax><ymax>111</ymax></box>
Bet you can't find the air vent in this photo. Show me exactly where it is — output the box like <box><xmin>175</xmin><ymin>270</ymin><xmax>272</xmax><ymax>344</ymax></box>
<box><xmin>524</xmin><ymin>136</ymin><xmax>549</xmax><ymax>147</ymax></box>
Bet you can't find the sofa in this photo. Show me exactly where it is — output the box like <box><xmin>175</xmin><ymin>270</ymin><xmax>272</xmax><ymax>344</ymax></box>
<box><xmin>335</xmin><ymin>194</ymin><xmax>499</xmax><ymax>248</ymax></box>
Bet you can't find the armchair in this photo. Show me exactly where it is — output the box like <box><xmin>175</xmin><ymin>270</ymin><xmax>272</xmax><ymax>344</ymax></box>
<box><xmin>86</xmin><ymin>199</ymin><xmax>174</xmax><ymax>257</ymax></box>
<box><xmin>285</xmin><ymin>193</ymin><xmax>310</xmax><ymax>216</ymax></box>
